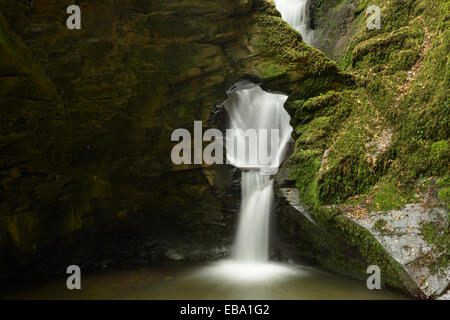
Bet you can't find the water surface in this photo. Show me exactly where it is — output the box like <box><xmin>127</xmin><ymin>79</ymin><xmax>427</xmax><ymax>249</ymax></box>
<box><xmin>2</xmin><ymin>261</ymin><xmax>407</xmax><ymax>300</ymax></box>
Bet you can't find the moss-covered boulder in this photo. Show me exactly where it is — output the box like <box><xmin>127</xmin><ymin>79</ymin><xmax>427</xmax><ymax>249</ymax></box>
<box><xmin>277</xmin><ymin>0</ymin><xmax>449</xmax><ymax>299</ymax></box>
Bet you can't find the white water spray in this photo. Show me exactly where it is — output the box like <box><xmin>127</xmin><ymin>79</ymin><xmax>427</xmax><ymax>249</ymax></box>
<box><xmin>196</xmin><ymin>83</ymin><xmax>296</xmax><ymax>282</ymax></box>
<box><xmin>224</xmin><ymin>83</ymin><xmax>293</xmax><ymax>262</ymax></box>
<box><xmin>273</xmin><ymin>0</ymin><xmax>314</xmax><ymax>45</ymax></box>
<box><xmin>233</xmin><ymin>172</ymin><xmax>273</xmax><ymax>261</ymax></box>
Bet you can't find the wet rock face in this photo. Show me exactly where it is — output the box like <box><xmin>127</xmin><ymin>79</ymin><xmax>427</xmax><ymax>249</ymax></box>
<box><xmin>348</xmin><ymin>203</ymin><xmax>449</xmax><ymax>299</ymax></box>
<box><xmin>307</xmin><ymin>0</ymin><xmax>357</xmax><ymax>60</ymax></box>
<box><xmin>275</xmin><ymin>0</ymin><xmax>449</xmax><ymax>299</ymax></box>
<box><xmin>0</xmin><ymin>0</ymin><xmax>347</xmax><ymax>280</ymax></box>
<box><xmin>0</xmin><ymin>0</ymin><xmax>249</xmax><ymax>279</ymax></box>
<box><xmin>275</xmin><ymin>152</ymin><xmax>449</xmax><ymax>299</ymax></box>
<box><xmin>274</xmin><ymin>183</ymin><xmax>420</xmax><ymax>298</ymax></box>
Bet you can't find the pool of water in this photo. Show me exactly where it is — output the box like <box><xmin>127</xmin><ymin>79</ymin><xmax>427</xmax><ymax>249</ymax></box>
<box><xmin>1</xmin><ymin>260</ymin><xmax>408</xmax><ymax>300</ymax></box>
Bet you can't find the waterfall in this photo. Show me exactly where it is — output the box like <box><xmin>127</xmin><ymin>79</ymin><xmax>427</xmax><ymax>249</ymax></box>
<box><xmin>233</xmin><ymin>172</ymin><xmax>273</xmax><ymax>261</ymax></box>
<box><xmin>195</xmin><ymin>83</ymin><xmax>295</xmax><ymax>282</ymax></box>
<box><xmin>224</xmin><ymin>82</ymin><xmax>293</xmax><ymax>262</ymax></box>
<box><xmin>273</xmin><ymin>0</ymin><xmax>314</xmax><ymax>45</ymax></box>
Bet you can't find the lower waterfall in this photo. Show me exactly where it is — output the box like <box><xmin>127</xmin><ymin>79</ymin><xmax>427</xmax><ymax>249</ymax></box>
<box><xmin>224</xmin><ymin>83</ymin><xmax>292</xmax><ymax>262</ymax></box>
<box><xmin>196</xmin><ymin>82</ymin><xmax>297</xmax><ymax>282</ymax></box>
<box><xmin>233</xmin><ymin>172</ymin><xmax>273</xmax><ymax>261</ymax></box>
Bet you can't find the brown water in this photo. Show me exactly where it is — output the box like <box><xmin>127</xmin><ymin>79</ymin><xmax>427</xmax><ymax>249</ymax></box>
<box><xmin>1</xmin><ymin>260</ymin><xmax>408</xmax><ymax>300</ymax></box>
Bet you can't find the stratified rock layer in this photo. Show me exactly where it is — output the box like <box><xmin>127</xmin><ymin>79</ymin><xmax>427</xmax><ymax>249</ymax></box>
<box><xmin>0</xmin><ymin>0</ymin><xmax>347</xmax><ymax>280</ymax></box>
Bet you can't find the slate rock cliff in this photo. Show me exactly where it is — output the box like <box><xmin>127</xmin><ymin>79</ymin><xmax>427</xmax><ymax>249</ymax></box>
<box><xmin>0</xmin><ymin>0</ymin><xmax>348</xmax><ymax>281</ymax></box>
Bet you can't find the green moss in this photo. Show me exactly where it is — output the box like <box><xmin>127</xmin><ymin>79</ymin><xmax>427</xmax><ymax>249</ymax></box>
<box><xmin>387</xmin><ymin>49</ymin><xmax>420</xmax><ymax>74</ymax></box>
<box><xmin>436</xmin><ymin>175</ymin><xmax>450</xmax><ymax>188</ymax></box>
<box><xmin>437</xmin><ymin>178</ymin><xmax>450</xmax><ymax>209</ymax></box>
<box><xmin>421</xmin><ymin>222</ymin><xmax>436</xmax><ymax>244</ymax></box>
<box><xmin>430</xmin><ymin>140</ymin><xmax>450</xmax><ymax>173</ymax></box>
<box><xmin>295</xmin><ymin>90</ymin><xmax>341</xmax><ymax>122</ymax></box>
<box><xmin>308</xmin><ymin>206</ymin><xmax>408</xmax><ymax>291</ymax></box>
<box><xmin>419</xmin><ymin>220</ymin><xmax>449</xmax><ymax>272</ymax></box>
<box><xmin>336</xmin><ymin>0</ymin><xmax>448</xmax><ymax>204</ymax></box>
<box><xmin>255</xmin><ymin>7</ymin><xmax>338</xmax><ymax>79</ymax></box>
<box><xmin>351</xmin><ymin>23</ymin><xmax>423</xmax><ymax>70</ymax></box>
<box><xmin>354</xmin><ymin>0</ymin><xmax>369</xmax><ymax>16</ymax></box>
<box><xmin>290</xmin><ymin>149</ymin><xmax>322</xmax><ymax>208</ymax></box>
<box><xmin>258</xmin><ymin>61</ymin><xmax>288</xmax><ymax>78</ymax></box>
<box><xmin>296</xmin><ymin>116</ymin><xmax>332</xmax><ymax>148</ymax></box>
<box><xmin>374</xmin><ymin>218</ymin><xmax>387</xmax><ymax>232</ymax></box>
<box><xmin>368</xmin><ymin>178</ymin><xmax>414</xmax><ymax>211</ymax></box>
<box><xmin>284</xmin><ymin>0</ymin><xmax>449</xmax><ymax>295</ymax></box>
<box><xmin>438</xmin><ymin>192</ymin><xmax>450</xmax><ymax>210</ymax></box>
<box><xmin>431</xmin><ymin>254</ymin><xmax>449</xmax><ymax>274</ymax></box>
<box><xmin>319</xmin><ymin>155</ymin><xmax>376</xmax><ymax>204</ymax></box>
<box><xmin>310</xmin><ymin>0</ymin><xmax>345</xmax><ymax>22</ymax></box>
<box><xmin>256</xmin><ymin>12</ymin><xmax>305</xmax><ymax>63</ymax></box>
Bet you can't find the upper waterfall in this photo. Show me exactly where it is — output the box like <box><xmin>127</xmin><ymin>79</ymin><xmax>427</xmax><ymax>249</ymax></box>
<box><xmin>224</xmin><ymin>82</ymin><xmax>292</xmax><ymax>176</ymax></box>
<box><xmin>273</xmin><ymin>0</ymin><xmax>314</xmax><ymax>45</ymax></box>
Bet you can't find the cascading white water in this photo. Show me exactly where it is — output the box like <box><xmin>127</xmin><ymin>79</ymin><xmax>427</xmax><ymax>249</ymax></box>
<box><xmin>233</xmin><ymin>172</ymin><xmax>273</xmax><ymax>261</ymax></box>
<box><xmin>195</xmin><ymin>83</ymin><xmax>296</xmax><ymax>282</ymax></box>
<box><xmin>223</xmin><ymin>83</ymin><xmax>293</xmax><ymax>262</ymax></box>
<box><xmin>195</xmin><ymin>82</ymin><xmax>295</xmax><ymax>282</ymax></box>
<box><xmin>273</xmin><ymin>0</ymin><xmax>314</xmax><ymax>45</ymax></box>
<box><xmin>224</xmin><ymin>83</ymin><xmax>293</xmax><ymax>176</ymax></box>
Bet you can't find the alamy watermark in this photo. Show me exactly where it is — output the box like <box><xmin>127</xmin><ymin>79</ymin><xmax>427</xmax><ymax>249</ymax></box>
<box><xmin>366</xmin><ymin>5</ymin><xmax>381</xmax><ymax>30</ymax></box>
<box><xmin>171</xmin><ymin>121</ymin><xmax>282</xmax><ymax>172</ymax></box>
<box><xmin>66</xmin><ymin>265</ymin><xmax>81</xmax><ymax>290</ymax></box>
<box><xmin>66</xmin><ymin>5</ymin><xmax>81</xmax><ymax>30</ymax></box>
<box><xmin>366</xmin><ymin>265</ymin><xmax>381</xmax><ymax>290</ymax></box>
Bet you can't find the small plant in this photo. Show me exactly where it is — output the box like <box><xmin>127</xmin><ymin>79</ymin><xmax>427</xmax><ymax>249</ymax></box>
<box><xmin>374</xmin><ymin>218</ymin><xmax>387</xmax><ymax>232</ymax></box>
<box><xmin>420</xmin><ymin>222</ymin><xmax>436</xmax><ymax>244</ymax></box>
